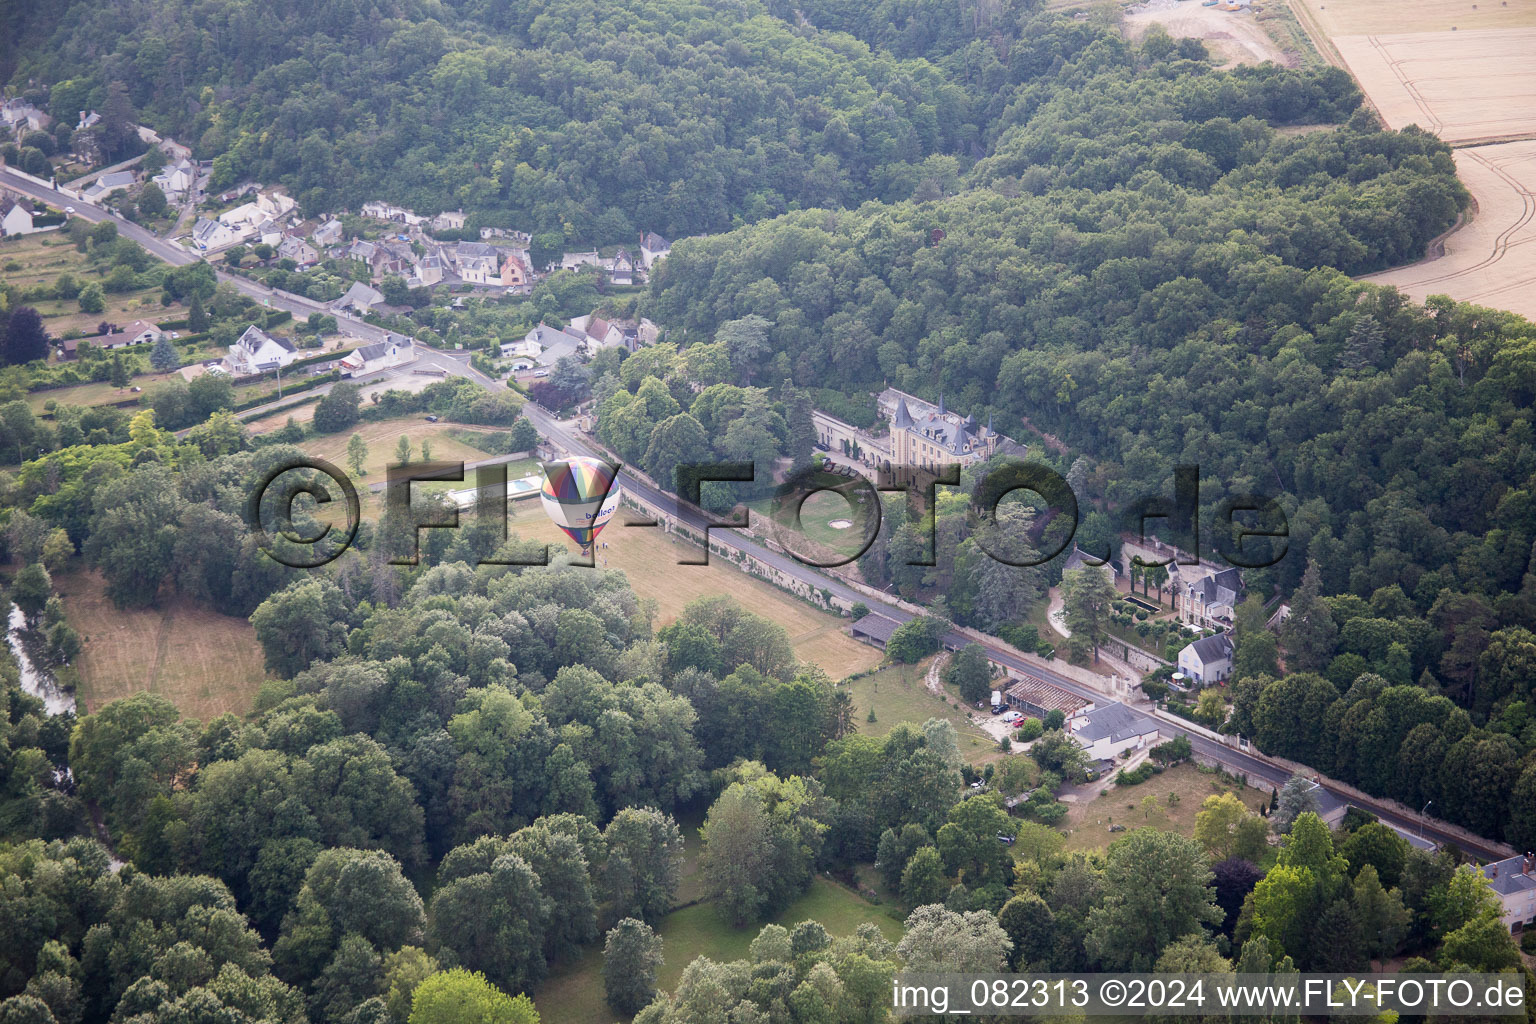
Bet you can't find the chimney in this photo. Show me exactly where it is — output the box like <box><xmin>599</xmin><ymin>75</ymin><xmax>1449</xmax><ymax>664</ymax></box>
<box><xmin>1489</xmin><ymin>862</ymin><xmax>1498</xmax><ymax>878</ymax></box>
<box><xmin>1524</xmin><ymin>853</ymin><xmax>1534</xmax><ymax>875</ymax></box>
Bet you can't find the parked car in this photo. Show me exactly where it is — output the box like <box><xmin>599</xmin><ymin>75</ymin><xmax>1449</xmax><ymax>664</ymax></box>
<box><xmin>424</xmin><ymin>415</ymin><xmax>439</xmax><ymax>422</ymax></box>
<box><xmin>990</xmin><ymin>704</ymin><xmax>1006</xmax><ymax>715</ymax></box>
<box><xmin>996</xmin><ymin>833</ymin><xmax>1015</xmax><ymax>845</ymax></box>
<box><xmin>1001</xmin><ymin>710</ymin><xmax>1022</xmax><ymax>724</ymax></box>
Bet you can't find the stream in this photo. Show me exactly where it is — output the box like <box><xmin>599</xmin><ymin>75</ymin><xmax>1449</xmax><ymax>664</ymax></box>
<box><xmin>7</xmin><ymin>603</ymin><xmax>76</xmax><ymax>716</ymax></box>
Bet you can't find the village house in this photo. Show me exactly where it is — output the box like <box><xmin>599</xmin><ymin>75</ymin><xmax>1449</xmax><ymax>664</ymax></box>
<box><xmin>1</xmin><ymin>99</ymin><xmax>50</xmax><ymax>134</ymax></box>
<box><xmin>1176</xmin><ymin>632</ymin><xmax>1234</xmax><ymax>687</ymax></box>
<box><xmin>408</xmin><ymin>252</ymin><xmax>445</xmax><ymax>288</ymax></box>
<box><xmin>151</xmin><ymin>158</ymin><xmax>196</xmax><ymax>199</ymax></box>
<box><xmin>0</xmin><ymin>196</ymin><xmax>36</xmax><ymax>237</ymax></box>
<box><xmin>312</xmin><ymin>219</ymin><xmax>344</xmax><ymax>247</ymax></box>
<box><xmin>370</xmin><ymin>240</ymin><xmax>413</xmax><ymax>280</ymax></box>
<box><xmin>333</xmin><ymin>281</ymin><xmax>386</xmax><ymax>316</ymax></box>
<box><xmin>224</xmin><ymin>325</ymin><xmax>297</xmax><ymax>375</ymax></box>
<box><xmin>340</xmin><ymin>334</ymin><xmax>413</xmax><ymax>376</ymax></box>
<box><xmin>431</xmin><ymin>210</ymin><xmax>466</xmax><ymax>232</ymax></box>
<box><xmin>609</xmin><ymin>247</ymin><xmax>637</xmax><ymax>285</ymax></box>
<box><xmin>499</xmin><ymin>251</ymin><xmax>532</xmax><ymax>288</ymax></box>
<box><xmin>521</xmin><ymin>323</ymin><xmax>586</xmax><ymax>366</ymax></box>
<box><xmin>191</xmin><ymin>217</ymin><xmax>240</xmax><ymax>250</ymax></box>
<box><xmin>453</xmin><ymin>241</ymin><xmax>501</xmax><ymax>285</ymax></box>
<box><xmin>82</xmin><ymin>170</ymin><xmax>137</xmax><ymax>203</ymax></box>
<box><xmin>1469</xmin><ymin>852</ymin><xmax>1536</xmax><ymax>933</ymax></box>
<box><xmin>558</xmin><ymin>250</ymin><xmax>602</xmax><ymax>273</ymax></box>
<box><xmin>277</xmin><ymin>235</ymin><xmax>319</xmax><ymax>268</ymax></box>
<box><xmin>500</xmin><ymin>338</ymin><xmax>543</xmax><ymax>365</ymax></box>
<box><xmin>639</xmin><ymin>231</ymin><xmax>671</xmax><ymax>269</ymax></box>
<box><xmin>1066</xmin><ymin>703</ymin><xmax>1160</xmax><ymax>761</ymax></box>
<box><xmin>127</xmin><ymin>321</ymin><xmax>166</xmax><ymax>346</ymax></box>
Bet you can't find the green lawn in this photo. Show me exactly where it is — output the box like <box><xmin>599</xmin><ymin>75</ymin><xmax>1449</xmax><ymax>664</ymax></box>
<box><xmin>745</xmin><ymin>471</ymin><xmax>878</xmax><ymax>561</ymax></box>
<box><xmin>843</xmin><ymin>660</ymin><xmax>1002</xmax><ymax>766</ymax></box>
<box><xmin>535</xmin><ymin>877</ymin><xmax>903</xmax><ymax>1024</ymax></box>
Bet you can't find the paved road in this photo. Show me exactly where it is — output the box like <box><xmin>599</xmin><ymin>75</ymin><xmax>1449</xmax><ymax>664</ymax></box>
<box><xmin>5</xmin><ymin>164</ymin><xmax>1495</xmax><ymax>858</ymax></box>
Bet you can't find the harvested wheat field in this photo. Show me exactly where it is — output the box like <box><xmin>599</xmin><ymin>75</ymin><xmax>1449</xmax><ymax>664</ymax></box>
<box><xmin>1364</xmin><ymin>140</ymin><xmax>1536</xmax><ymax>320</ymax></box>
<box><xmin>1294</xmin><ymin>0</ymin><xmax>1536</xmax><ymax>37</ymax></box>
<box><xmin>1331</xmin><ymin>28</ymin><xmax>1536</xmax><ymax>143</ymax></box>
<box><xmin>56</xmin><ymin>569</ymin><xmax>270</xmax><ymax>721</ymax></box>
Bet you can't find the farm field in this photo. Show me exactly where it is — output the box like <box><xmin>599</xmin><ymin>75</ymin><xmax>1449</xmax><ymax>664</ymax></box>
<box><xmin>1292</xmin><ymin>0</ymin><xmax>1536</xmax><ymax>37</ymax></box>
<box><xmin>1330</xmin><ymin>28</ymin><xmax>1536</xmax><ymax>143</ymax></box>
<box><xmin>1362</xmin><ymin>140</ymin><xmax>1536</xmax><ymax>321</ymax></box>
<box><xmin>535</xmin><ymin>877</ymin><xmax>902</xmax><ymax>1024</ymax></box>
<box><xmin>1059</xmin><ymin>761</ymin><xmax>1273</xmax><ymax>854</ymax></box>
<box><xmin>55</xmin><ymin>568</ymin><xmax>269</xmax><ymax>721</ymax></box>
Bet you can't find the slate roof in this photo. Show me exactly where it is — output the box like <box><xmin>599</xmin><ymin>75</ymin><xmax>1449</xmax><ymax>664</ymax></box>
<box><xmin>1073</xmin><ymin>703</ymin><xmax>1159</xmax><ymax>744</ymax></box>
<box><xmin>851</xmin><ymin>612</ymin><xmax>902</xmax><ymax>643</ymax></box>
<box><xmin>1185</xmin><ymin>566</ymin><xmax>1242</xmax><ymax>609</ymax></box>
<box><xmin>1474</xmin><ymin>854</ymin><xmax>1536</xmax><ymax>895</ymax></box>
<box><xmin>1188</xmin><ymin>633</ymin><xmax>1234</xmax><ymax>664</ymax></box>
<box><xmin>642</xmin><ymin>231</ymin><xmax>670</xmax><ymax>251</ymax></box>
<box><xmin>233</xmin><ymin>325</ymin><xmax>294</xmax><ymax>358</ymax></box>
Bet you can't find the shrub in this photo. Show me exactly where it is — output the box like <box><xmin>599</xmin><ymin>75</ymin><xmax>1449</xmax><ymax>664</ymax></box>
<box><xmin>1015</xmin><ymin>718</ymin><xmax>1044</xmax><ymax>742</ymax></box>
<box><xmin>1115</xmin><ymin>763</ymin><xmax>1158</xmax><ymax>786</ymax></box>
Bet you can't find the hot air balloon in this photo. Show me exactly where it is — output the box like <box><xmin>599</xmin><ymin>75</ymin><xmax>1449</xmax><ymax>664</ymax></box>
<box><xmin>539</xmin><ymin>457</ymin><xmax>622</xmax><ymax>558</ymax></box>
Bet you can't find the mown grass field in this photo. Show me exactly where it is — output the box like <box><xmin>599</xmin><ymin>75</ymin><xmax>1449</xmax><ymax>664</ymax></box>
<box><xmin>843</xmin><ymin>659</ymin><xmax>1003</xmax><ymax>766</ymax></box>
<box><xmin>1060</xmin><ymin>762</ymin><xmax>1272</xmax><ymax>855</ymax></box>
<box><xmin>300</xmin><ymin>417</ymin><xmax>496</xmax><ymax>479</ymax></box>
<box><xmin>535</xmin><ymin>877</ymin><xmax>903</xmax><ymax>1024</ymax></box>
<box><xmin>54</xmin><ymin>567</ymin><xmax>269</xmax><ymax>721</ymax></box>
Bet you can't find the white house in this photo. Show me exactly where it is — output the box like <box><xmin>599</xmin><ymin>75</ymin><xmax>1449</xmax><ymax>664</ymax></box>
<box><xmin>333</xmin><ymin>281</ymin><xmax>386</xmax><ymax>315</ymax></box>
<box><xmin>1176</xmin><ymin>633</ymin><xmax>1234</xmax><ymax>687</ymax></box>
<box><xmin>500</xmin><ymin>338</ymin><xmax>542</xmax><ymax>362</ymax></box>
<box><xmin>339</xmin><ymin>334</ymin><xmax>412</xmax><ymax>376</ymax></box>
<box><xmin>0</xmin><ymin>197</ymin><xmax>36</xmax><ymax>237</ymax></box>
<box><xmin>151</xmin><ymin>159</ymin><xmax>195</xmax><ymax>199</ymax></box>
<box><xmin>1067</xmin><ymin>703</ymin><xmax>1160</xmax><ymax>761</ymax></box>
<box><xmin>1469</xmin><ymin>853</ymin><xmax>1536</xmax><ymax>933</ymax></box>
<box><xmin>639</xmin><ymin>231</ymin><xmax>671</xmax><ymax>269</ymax></box>
<box><xmin>522</xmin><ymin>323</ymin><xmax>585</xmax><ymax>366</ymax></box>
<box><xmin>225</xmin><ymin>325</ymin><xmax>297</xmax><ymax>375</ymax></box>
<box><xmin>432</xmin><ymin>210</ymin><xmax>466</xmax><ymax>232</ymax></box>
<box><xmin>191</xmin><ymin>217</ymin><xmax>240</xmax><ymax>250</ymax></box>
<box><xmin>453</xmin><ymin>241</ymin><xmax>501</xmax><ymax>284</ymax></box>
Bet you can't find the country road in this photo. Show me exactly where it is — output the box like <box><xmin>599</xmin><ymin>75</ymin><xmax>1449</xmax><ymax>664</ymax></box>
<box><xmin>2</xmin><ymin>163</ymin><xmax>1503</xmax><ymax>860</ymax></box>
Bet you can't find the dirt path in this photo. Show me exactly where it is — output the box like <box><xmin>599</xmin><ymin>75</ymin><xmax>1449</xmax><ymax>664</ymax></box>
<box><xmin>925</xmin><ymin>651</ymin><xmax>950</xmax><ymax>695</ymax></box>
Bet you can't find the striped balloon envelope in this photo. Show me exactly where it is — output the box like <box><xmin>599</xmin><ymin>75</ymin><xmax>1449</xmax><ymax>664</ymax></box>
<box><xmin>538</xmin><ymin>457</ymin><xmax>622</xmax><ymax>555</ymax></box>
